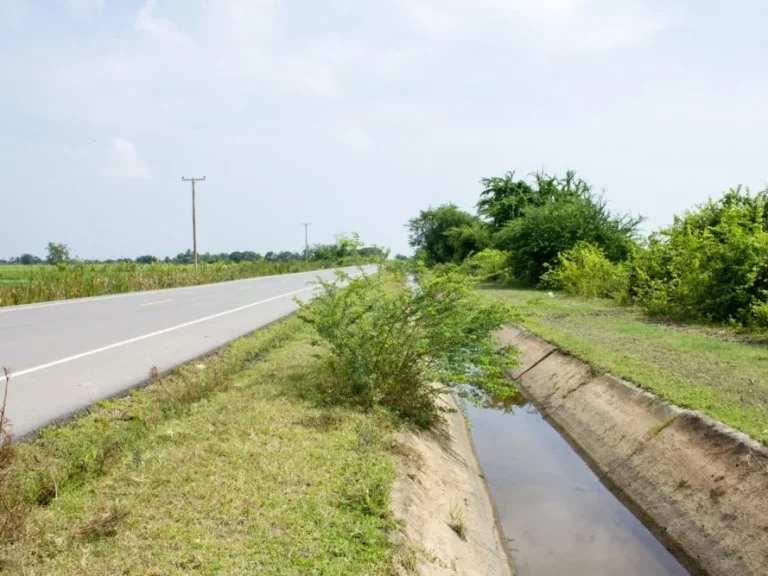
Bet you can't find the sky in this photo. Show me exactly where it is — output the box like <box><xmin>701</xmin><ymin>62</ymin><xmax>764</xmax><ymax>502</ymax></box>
<box><xmin>1</xmin><ymin>0</ymin><xmax>767</xmax><ymax>259</ymax></box>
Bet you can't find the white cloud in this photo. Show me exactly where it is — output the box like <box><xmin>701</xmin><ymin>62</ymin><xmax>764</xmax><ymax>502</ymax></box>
<box><xmin>110</xmin><ymin>137</ymin><xmax>149</xmax><ymax>179</ymax></box>
<box><xmin>338</xmin><ymin>126</ymin><xmax>373</xmax><ymax>151</ymax></box>
<box><xmin>402</xmin><ymin>0</ymin><xmax>672</xmax><ymax>49</ymax></box>
<box><xmin>135</xmin><ymin>0</ymin><xmax>190</xmax><ymax>47</ymax></box>
<box><xmin>66</xmin><ymin>0</ymin><xmax>104</xmax><ymax>11</ymax></box>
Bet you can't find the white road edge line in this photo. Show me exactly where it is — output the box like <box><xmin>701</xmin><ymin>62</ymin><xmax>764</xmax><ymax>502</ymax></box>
<box><xmin>9</xmin><ymin>286</ymin><xmax>313</xmax><ymax>379</ymax></box>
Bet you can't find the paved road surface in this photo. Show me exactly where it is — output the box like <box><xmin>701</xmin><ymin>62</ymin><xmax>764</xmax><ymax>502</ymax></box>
<box><xmin>0</xmin><ymin>266</ymin><xmax>371</xmax><ymax>438</ymax></box>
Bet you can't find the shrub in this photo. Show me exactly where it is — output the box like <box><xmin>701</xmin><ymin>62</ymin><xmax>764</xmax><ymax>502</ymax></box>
<box><xmin>460</xmin><ymin>249</ymin><xmax>512</xmax><ymax>283</ymax></box>
<box><xmin>632</xmin><ymin>188</ymin><xmax>768</xmax><ymax>326</ymax></box>
<box><xmin>541</xmin><ymin>242</ymin><xmax>630</xmax><ymax>303</ymax></box>
<box><xmin>297</xmin><ymin>270</ymin><xmax>519</xmax><ymax>427</ymax></box>
<box><xmin>493</xmin><ymin>193</ymin><xmax>641</xmax><ymax>285</ymax></box>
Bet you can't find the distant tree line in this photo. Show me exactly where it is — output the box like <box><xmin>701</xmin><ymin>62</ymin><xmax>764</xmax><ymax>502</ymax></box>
<box><xmin>1</xmin><ymin>242</ymin><xmax>388</xmax><ymax>266</ymax></box>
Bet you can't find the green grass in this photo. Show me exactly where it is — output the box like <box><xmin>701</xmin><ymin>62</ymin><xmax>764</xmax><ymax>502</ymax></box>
<box><xmin>0</xmin><ymin>264</ymin><xmax>48</xmax><ymax>282</ymax></box>
<box><xmin>1</xmin><ymin>317</ymin><xmax>399</xmax><ymax>574</ymax></box>
<box><xmin>481</xmin><ymin>284</ymin><xmax>768</xmax><ymax>445</ymax></box>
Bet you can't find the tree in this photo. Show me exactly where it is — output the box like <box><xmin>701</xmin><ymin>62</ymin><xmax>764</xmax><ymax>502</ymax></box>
<box><xmin>46</xmin><ymin>242</ymin><xmax>71</xmax><ymax>265</ymax></box>
<box><xmin>477</xmin><ymin>172</ymin><xmax>536</xmax><ymax>229</ymax></box>
<box><xmin>494</xmin><ymin>193</ymin><xmax>642</xmax><ymax>285</ymax></box>
<box><xmin>135</xmin><ymin>255</ymin><xmax>158</xmax><ymax>264</ymax></box>
<box><xmin>228</xmin><ymin>251</ymin><xmax>245</xmax><ymax>263</ymax></box>
<box><xmin>311</xmin><ymin>244</ymin><xmax>340</xmax><ymax>262</ymax></box>
<box><xmin>444</xmin><ymin>223</ymin><xmax>491</xmax><ymax>262</ymax></box>
<box><xmin>19</xmin><ymin>253</ymin><xmax>41</xmax><ymax>265</ymax></box>
<box><xmin>407</xmin><ymin>204</ymin><xmax>481</xmax><ymax>265</ymax></box>
<box><xmin>173</xmin><ymin>250</ymin><xmax>193</xmax><ymax>264</ymax></box>
<box><xmin>477</xmin><ymin>170</ymin><xmax>590</xmax><ymax>230</ymax></box>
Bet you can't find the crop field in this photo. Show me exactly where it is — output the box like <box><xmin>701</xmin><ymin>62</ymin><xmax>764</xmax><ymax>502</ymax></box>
<box><xmin>0</xmin><ymin>265</ymin><xmax>48</xmax><ymax>282</ymax></box>
<box><xmin>0</xmin><ymin>261</ymin><xmax>334</xmax><ymax>306</ymax></box>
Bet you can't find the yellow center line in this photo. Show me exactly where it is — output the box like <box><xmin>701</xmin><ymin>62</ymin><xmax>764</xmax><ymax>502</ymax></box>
<box><xmin>139</xmin><ymin>299</ymin><xmax>174</xmax><ymax>308</ymax></box>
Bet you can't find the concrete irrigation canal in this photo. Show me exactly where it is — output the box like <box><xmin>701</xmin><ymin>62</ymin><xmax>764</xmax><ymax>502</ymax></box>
<box><xmin>464</xmin><ymin>325</ymin><xmax>768</xmax><ymax>576</ymax></box>
<box><xmin>467</xmin><ymin>390</ymin><xmax>688</xmax><ymax>575</ymax></box>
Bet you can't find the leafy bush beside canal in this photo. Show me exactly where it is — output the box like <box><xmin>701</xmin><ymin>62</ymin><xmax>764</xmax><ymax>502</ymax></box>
<box><xmin>297</xmin><ymin>270</ymin><xmax>519</xmax><ymax>426</ymax></box>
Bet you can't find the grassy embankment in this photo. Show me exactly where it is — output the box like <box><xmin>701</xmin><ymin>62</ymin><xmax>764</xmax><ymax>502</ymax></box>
<box><xmin>481</xmin><ymin>285</ymin><xmax>768</xmax><ymax>445</ymax></box>
<box><xmin>0</xmin><ymin>317</ymin><xmax>403</xmax><ymax>574</ymax></box>
<box><xmin>0</xmin><ymin>261</ymin><xmax>337</xmax><ymax>307</ymax></box>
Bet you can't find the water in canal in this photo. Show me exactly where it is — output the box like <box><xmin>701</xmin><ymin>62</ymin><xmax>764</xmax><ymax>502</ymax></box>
<box><xmin>466</xmin><ymin>391</ymin><xmax>690</xmax><ymax>576</ymax></box>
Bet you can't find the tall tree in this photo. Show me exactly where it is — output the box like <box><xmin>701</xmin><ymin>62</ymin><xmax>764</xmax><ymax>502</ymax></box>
<box><xmin>46</xmin><ymin>242</ymin><xmax>71</xmax><ymax>265</ymax></box>
<box><xmin>407</xmin><ymin>204</ymin><xmax>480</xmax><ymax>265</ymax></box>
<box><xmin>477</xmin><ymin>170</ymin><xmax>590</xmax><ymax>229</ymax></box>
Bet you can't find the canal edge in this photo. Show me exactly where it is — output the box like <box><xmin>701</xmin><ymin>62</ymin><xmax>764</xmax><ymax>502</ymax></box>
<box><xmin>498</xmin><ymin>325</ymin><xmax>768</xmax><ymax>576</ymax></box>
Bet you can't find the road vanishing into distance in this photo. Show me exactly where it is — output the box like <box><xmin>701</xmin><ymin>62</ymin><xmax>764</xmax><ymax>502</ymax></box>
<box><xmin>0</xmin><ymin>266</ymin><xmax>372</xmax><ymax>438</ymax></box>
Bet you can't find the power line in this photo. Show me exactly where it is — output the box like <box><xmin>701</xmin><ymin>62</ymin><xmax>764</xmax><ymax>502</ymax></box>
<box><xmin>181</xmin><ymin>176</ymin><xmax>206</xmax><ymax>271</ymax></box>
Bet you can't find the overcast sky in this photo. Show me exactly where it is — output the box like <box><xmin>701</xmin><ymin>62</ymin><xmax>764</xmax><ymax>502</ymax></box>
<box><xmin>1</xmin><ymin>1</ymin><xmax>766</xmax><ymax>259</ymax></box>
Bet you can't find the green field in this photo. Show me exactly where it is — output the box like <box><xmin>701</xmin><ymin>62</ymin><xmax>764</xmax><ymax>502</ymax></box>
<box><xmin>481</xmin><ymin>285</ymin><xmax>768</xmax><ymax>445</ymax></box>
<box><xmin>0</xmin><ymin>261</ymin><xmax>336</xmax><ymax>306</ymax></box>
<box><xmin>0</xmin><ymin>264</ymin><xmax>47</xmax><ymax>282</ymax></box>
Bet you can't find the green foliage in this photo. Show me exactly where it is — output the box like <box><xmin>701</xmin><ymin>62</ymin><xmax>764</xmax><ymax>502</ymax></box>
<box><xmin>443</xmin><ymin>222</ymin><xmax>492</xmax><ymax>262</ymax></box>
<box><xmin>18</xmin><ymin>254</ymin><xmax>42</xmax><ymax>265</ymax></box>
<box><xmin>477</xmin><ymin>170</ymin><xmax>588</xmax><ymax>230</ymax></box>
<box><xmin>494</xmin><ymin>193</ymin><xmax>641</xmax><ymax>285</ymax></box>
<box><xmin>632</xmin><ymin>188</ymin><xmax>768</xmax><ymax>326</ymax></box>
<box><xmin>297</xmin><ymin>270</ymin><xmax>519</xmax><ymax>426</ymax></box>
<box><xmin>407</xmin><ymin>204</ymin><xmax>483</xmax><ymax>265</ymax></box>
<box><xmin>460</xmin><ymin>248</ymin><xmax>512</xmax><ymax>283</ymax></box>
<box><xmin>541</xmin><ymin>242</ymin><xmax>630</xmax><ymax>303</ymax></box>
<box><xmin>45</xmin><ymin>242</ymin><xmax>70</xmax><ymax>265</ymax></box>
<box><xmin>477</xmin><ymin>172</ymin><xmax>536</xmax><ymax>229</ymax></box>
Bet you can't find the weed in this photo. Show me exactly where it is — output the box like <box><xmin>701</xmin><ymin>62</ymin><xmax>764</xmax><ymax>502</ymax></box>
<box><xmin>386</xmin><ymin>438</ymin><xmax>425</xmax><ymax>471</ymax></box>
<box><xmin>448</xmin><ymin>503</ymin><xmax>467</xmax><ymax>540</ymax></box>
<box><xmin>73</xmin><ymin>503</ymin><xmax>129</xmax><ymax>539</ymax></box>
<box><xmin>646</xmin><ymin>413</ymin><xmax>681</xmax><ymax>438</ymax></box>
<box><xmin>0</xmin><ymin>368</ymin><xmax>23</xmax><ymax>541</ymax></box>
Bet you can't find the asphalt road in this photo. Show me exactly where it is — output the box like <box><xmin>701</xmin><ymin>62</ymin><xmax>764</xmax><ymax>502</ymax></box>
<box><xmin>0</xmin><ymin>266</ymin><xmax>372</xmax><ymax>438</ymax></box>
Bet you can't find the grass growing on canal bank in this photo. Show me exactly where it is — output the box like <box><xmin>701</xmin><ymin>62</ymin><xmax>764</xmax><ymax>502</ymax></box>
<box><xmin>481</xmin><ymin>285</ymin><xmax>768</xmax><ymax>445</ymax></box>
<box><xmin>0</xmin><ymin>317</ymin><xmax>399</xmax><ymax>574</ymax></box>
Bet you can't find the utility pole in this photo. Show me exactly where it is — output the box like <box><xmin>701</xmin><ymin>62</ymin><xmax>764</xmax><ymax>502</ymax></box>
<box><xmin>181</xmin><ymin>176</ymin><xmax>206</xmax><ymax>271</ymax></box>
<box><xmin>301</xmin><ymin>222</ymin><xmax>312</xmax><ymax>262</ymax></box>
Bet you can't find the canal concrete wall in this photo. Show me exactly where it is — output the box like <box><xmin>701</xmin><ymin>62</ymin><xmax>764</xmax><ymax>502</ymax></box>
<box><xmin>499</xmin><ymin>325</ymin><xmax>768</xmax><ymax>576</ymax></box>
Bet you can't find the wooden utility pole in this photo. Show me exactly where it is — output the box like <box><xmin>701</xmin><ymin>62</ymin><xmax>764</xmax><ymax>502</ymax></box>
<box><xmin>181</xmin><ymin>176</ymin><xmax>206</xmax><ymax>271</ymax></box>
<box><xmin>301</xmin><ymin>222</ymin><xmax>312</xmax><ymax>262</ymax></box>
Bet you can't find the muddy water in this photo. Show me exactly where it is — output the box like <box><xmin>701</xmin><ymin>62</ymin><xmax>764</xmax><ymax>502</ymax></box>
<box><xmin>467</xmin><ymin>392</ymin><xmax>690</xmax><ymax>576</ymax></box>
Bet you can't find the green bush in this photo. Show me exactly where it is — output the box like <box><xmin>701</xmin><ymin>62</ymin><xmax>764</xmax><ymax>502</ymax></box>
<box><xmin>632</xmin><ymin>187</ymin><xmax>768</xmax><ymax>326</ymax></box>
<box><xmin>541</xmin><ymin>242</ymin><xmax>630</xmax><ymax>303</ymax></box>
<box><xmin>460</xmin><ymin>248</ymin><xmax>512</xmax><ymax>283</ymax></box>
<box><xmin>493</xmin><ymin>192</ymin><xmax>641</xmax><ymax>286</ymax></box>
<box><xmin>297</xmin><ymin>270</ymin><xmax>518</xmax><ymax>427</ymax></box>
